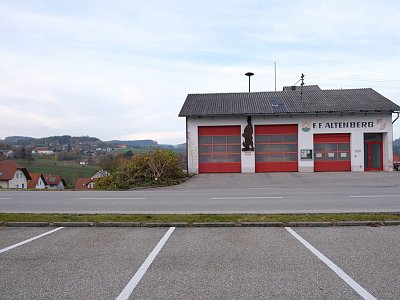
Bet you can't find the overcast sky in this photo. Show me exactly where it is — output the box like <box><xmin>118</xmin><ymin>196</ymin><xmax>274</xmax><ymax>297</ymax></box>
<box><xmin>1</xmin><ymin>0</ymin><xmax>400</xmax><ymax>144</ymax></box>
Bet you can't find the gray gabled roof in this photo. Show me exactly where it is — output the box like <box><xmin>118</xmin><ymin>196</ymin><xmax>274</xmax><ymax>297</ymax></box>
<box><xmin>179</xmin><ymin>87</ymin><xmax>400</xmax><ymax>117</ymax></box>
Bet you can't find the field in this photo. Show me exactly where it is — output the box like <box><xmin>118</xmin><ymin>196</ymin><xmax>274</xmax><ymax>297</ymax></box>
<box><xmin>15</xmin><ymin>158</ymin><xmax>99</xmax><ymax>189</ymax></box>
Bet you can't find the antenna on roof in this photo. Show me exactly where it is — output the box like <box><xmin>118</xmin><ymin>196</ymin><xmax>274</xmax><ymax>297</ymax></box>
<box><xmin>274</xmin><ymin>62</ymin><xmax>277</xmax><ymax>91</ymax></box>
<box><xmin>245</xmin><ymin>72</ymin><xmax>254</xmax><ymax>92</ymax></box>
<box><xmin>300</xmin><ymin>73</ymin><xmax>305</xmax><ymax>104</ymax></box>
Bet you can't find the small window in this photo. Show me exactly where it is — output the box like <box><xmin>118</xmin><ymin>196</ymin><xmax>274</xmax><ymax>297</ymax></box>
<box><xmin>315</xmin><ymin>152</ymin><xmax>325</xmax><ymax>161</ymax></box>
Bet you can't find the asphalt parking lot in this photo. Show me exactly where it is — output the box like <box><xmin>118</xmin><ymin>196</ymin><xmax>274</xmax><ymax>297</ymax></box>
<box><xmin>1</xmin><ymin>226</ymin><xmax>399</xmax><ymax>299</ymax></box>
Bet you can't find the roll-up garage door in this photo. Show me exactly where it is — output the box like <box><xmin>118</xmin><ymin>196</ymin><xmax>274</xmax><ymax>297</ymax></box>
<box><xmin>198</xmin><ymin>126</ymin><xmax>241</xmax><ymax>173</ymax></box>
<box><xmin>255</xmin><ymin>125</ymin><xmax>298</xmax><ymax>172</ymax></box>
<box><xmin>314</xmin><ymin>134</ymin><xmax>351</xmax><ymax>172</ymax></box>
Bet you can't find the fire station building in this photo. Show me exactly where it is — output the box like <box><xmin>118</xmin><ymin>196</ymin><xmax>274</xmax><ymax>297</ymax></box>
<box><xmin>179</xmin><ymin>86</ymin><xmax>400</xmax><ymax>173</ymax></box>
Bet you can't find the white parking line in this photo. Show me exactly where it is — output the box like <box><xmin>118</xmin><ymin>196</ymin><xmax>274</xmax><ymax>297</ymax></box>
<box><xmin>116</xmin><ymin>227</ymin><xmax>175</xmax><ymax>300</ymax></box>
<box><xmin>0</xmin><ymin>198</ymin><xmax>12</xmax><ymax>200</ymax></box>
<box><xmin>79</xmin><ymin>198</ymin><xmax>146</xmax><ymax>200</ymax></box>
<box><xmin>211</xmin><ymin>196</ymin><xmax>283</xmax><ymax>200</ymax></box>
<box><xmin>285</xmin><ymin>227</ymin><xmax>376</xmax><ymax>300</ymax></box>
<box><xmin>349</xmin><ymin>195</ymin><xmax>400</xmax><ymax>198</ymax></box>
<box><xmin>0</xmin><ymin>227</ymin><xmax>64</xmax><ymax>254</ymax></box>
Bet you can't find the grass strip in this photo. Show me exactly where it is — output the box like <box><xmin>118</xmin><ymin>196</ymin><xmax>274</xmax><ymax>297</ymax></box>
<box><xmin>1</xmin><ymin>213</ymin><xmax>400</xmax><ymax>224</ymax></box>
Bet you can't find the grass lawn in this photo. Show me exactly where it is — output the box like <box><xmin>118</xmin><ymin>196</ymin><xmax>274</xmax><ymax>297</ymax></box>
<box><xmin>15</xmin><ymin>158</ymin><xmax>99</xmax><ymax>189</ymax></box>
<box><xmin>1</xmin><ymin>213</ymin><xmax>399</xmax><ymax>224</ymax></box>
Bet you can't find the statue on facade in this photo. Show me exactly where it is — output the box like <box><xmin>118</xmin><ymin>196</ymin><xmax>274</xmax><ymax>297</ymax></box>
<box><xmin>242</xmin><ymin>116</ymin><xmax>254</xmax><ymax>151</ymax></box>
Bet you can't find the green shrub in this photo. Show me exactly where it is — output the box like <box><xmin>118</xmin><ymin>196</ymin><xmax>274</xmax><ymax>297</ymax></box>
<box><xmin>95</xmin><ymin>149</ymin><xmax>186</xmax><ymax>190</ymax></box>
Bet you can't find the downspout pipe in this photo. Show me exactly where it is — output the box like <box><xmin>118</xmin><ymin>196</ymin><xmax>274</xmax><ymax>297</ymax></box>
<box><xmin>185</xmin><ymin>117</ymin><xmax>188</xmax><ymax>173</ymax></box>
<box><xmin>392</xmin><ymin>112</ymin><xmax>400</xmax><ymax>124</ymax></box>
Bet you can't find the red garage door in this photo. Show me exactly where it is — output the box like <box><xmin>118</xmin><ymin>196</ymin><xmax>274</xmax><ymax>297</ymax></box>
<box><xmin>255</xmin><ymin>125</ymin><xmax>298</xmax><ymax>172</ymax></box>
<box><xmin>314</xmin><ymin>134</ymin><xmax>351</xmax><ymax>172</ymax></box>
<box><xmin>198</xmin><ymin>126</ymin><xmax>241</xmax><ymax>173</ymax></box>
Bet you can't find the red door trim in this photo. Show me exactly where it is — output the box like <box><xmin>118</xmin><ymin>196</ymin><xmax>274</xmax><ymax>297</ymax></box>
<box><xmin>365</xmin><ymin>141</ymin><xmax>383</xmax><ymax>171</ymax></box>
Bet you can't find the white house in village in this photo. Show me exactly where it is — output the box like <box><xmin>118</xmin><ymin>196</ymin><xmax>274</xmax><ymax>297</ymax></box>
<box><xmin>31</xmin><ymin>147</ymin><xmax>54</xmax><ymax>155</ymax></box>
<box><xmin>179</xmin><ymin>85</ymin><xmax>400</xmax><ymax>174</ymax></box>
<box><xmin>0</xmin><ymin>161</ymin><xmax>31</xmax><ymax>189</ymax></box>
<box><xmin>28</xmin><ymin>173</ymin><xmax>47</xmax><ymax>189</ymax></box>
<box><xmin>44</xmin><ymin>175</ymin><xmax>66</xmax><ymax>189</ymax></box>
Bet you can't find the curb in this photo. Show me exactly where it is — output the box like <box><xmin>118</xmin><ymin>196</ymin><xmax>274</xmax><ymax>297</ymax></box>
<box><xmin>1</xmin><ymin>220</ymin><xmax>399</xmax><ymax>227</ymax></box>
<box><xmin>5</xmin><ymin>222</ymin><xmax>49</xmax><ymax>227</ymax></box>
<box><xmin>192</xmin><ymin>222</ymin><xmax>236</xmax><ymax>227</ymax></box>
<box><xmin>142</xmin><ymin>222</ymin><xmax>188</xmax><ymax>227</ymax></box>
<box><xmin>383</xmin><ymin>220</ymin><xmax>400</xmax><ymax>226</ymax></box>
<box><xmin>97</xmin><ymin>222</ymin><xmax>141</xmax><ymax>227</ymax></box>
<box><xmin>51</xmin><ymin>222</ymin><xmax>95</xmax><ymax>227</ymax></box>
<box><xmin>240</xmin><ymin>222</ymin><xmax>284</xmax><ymax>227</ymax></box>
<box><xmin>336</xmin><ymin>221</ymin><xmax>383</xmax><ymax>226</ymax></box>
<box><xmin>287</xmin><ymin>222</ymin><xmax>332</xmax><ymax>227</ymax></box>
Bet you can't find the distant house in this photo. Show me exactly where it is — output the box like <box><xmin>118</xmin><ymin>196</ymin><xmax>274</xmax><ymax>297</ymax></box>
<box><xmin>28</xmin><ymin>173</ymin><xmax>47</xmax><ymax>189</ymax></box>
<box><xmin>75</xmin><ymin>178</ymin><xmax>96</xmax><ymax>190</ymax></box>
<box><xmin>32</xmin><ymin>147</ymin><xmax>54</xmax><ymax>155</ymax></box>
<box><xmin>44</xmin><ymin>174</ymin><xmax>66</xmax><ymax>189</ymax></box>
<box><xmin>0</xmin><ymin>150</ymin><xmax>15</xmax><ymax>159</ymax></box>
<box><xmin>91</xmin><ymin>170</ymin><xmax>110</xmax><ymax>179</ymax></box>
<box><xmin>0</xmin><ymin>161</ymin><xmax>31</xmax><ymax>189</ymax></box>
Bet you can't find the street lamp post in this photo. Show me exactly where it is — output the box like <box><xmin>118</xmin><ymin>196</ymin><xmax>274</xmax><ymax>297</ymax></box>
<box><xmin>245</xmin><ymin>72</ymin><xmax>254</xmax><ymax>92</ymax></box>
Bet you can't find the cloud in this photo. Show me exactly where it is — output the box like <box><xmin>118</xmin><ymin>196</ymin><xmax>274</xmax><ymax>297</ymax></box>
<box><xmin>0</xmin><ymin>0</ymin><xmax>399</xmax><ymax>143</ymax></box>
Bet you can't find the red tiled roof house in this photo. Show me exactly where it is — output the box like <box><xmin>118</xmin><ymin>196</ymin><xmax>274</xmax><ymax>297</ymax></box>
<box><xmin>0</xmin><ymin>161</ymin><xmax>31</xmax><ymax>189</ymax></box>
<box><xmin>75</xmin><ymin>178</ymin><xmax>96</xmax><ymax>190</ymax></box>
<box><xmin>44</xmin><ymin>174</ymin><xmax>67</xmax><ymax>190</ymax></box>
<box><xmin>28</xmin><ymin>173</ymin><xmax>47</xmax><ymax>189</ymax></box>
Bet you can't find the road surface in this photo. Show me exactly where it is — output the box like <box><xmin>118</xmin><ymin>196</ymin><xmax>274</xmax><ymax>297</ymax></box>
<box><xmin>1</xmin><ymin>172</ymin><xmax>400</xmax><ymax>214</ymax></box>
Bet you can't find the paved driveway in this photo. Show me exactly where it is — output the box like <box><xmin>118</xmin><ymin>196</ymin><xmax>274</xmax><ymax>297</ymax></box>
<box><xmin>1</xmin><ymin>226</ymin><xmax>399</xmax><ymax>299</ymax></box>
<box><xmin>1</xmin><ymin>172</ymin><xmax>400</xmax><ymax>214</ymax></box>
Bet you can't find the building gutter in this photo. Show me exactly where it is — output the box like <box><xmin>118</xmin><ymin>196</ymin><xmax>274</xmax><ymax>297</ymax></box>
<box><xmin>392</xmin><ymin>112</ymin><xmax>400</xmax><ymax>124</ymax></box>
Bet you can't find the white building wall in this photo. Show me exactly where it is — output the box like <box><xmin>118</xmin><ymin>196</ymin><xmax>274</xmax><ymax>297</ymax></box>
<box><xmin>0</xmin><ymin>181</ymin><xmax>8</xmax><ymax>188</ymax></box>
<box><xmin>8</xmin><ymin>170</ymin><xmax>28</xmax><ymax>188</ymax></box>
<box><xmin>186</xmin><ymin>113</ymin><xmax>394</xmax><ymax>173</ymax></box>
<box><xmin>35</xmin><ymin>177</ymin><xmax>46</xmax><ymax>189</ymax></box>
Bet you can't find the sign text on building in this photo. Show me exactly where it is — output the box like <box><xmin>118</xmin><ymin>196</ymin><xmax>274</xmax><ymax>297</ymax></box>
<box><xmin>312</xmin><ymin>121</ymin><xmax>374</xmax><ymax>129</ymax></box>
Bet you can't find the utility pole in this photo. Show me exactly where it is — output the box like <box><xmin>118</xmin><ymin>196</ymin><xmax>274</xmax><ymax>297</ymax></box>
<box><xmin>300</xmin><ymin>73</ymin><xmax>305</xmax><ymax>103</ymax></box>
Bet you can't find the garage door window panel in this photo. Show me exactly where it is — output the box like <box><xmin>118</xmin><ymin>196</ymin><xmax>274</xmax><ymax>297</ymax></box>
<box><xmin>283</xmin><ymin>134</ymin><xmax>298</xmax><ymax>142</ymax></box>
<box><xmin>199</xmin><ymin>146</ymin><xmax>212</xmax><ymax>154</ymax></box>
<box><xmin>213</xmin><ymin>145</ymin><xmax>227</xmax><ymax>153</ymax></box>
<box><xmin>227</xmin><ymin>136</ymin><xmax>241</xmax><ymax>143</ymax></box>
<box><xmin>269</xmin><ymin>144</ymin><xmax>282</xmax><ymax>152</ymax></box>
<box><xmin>199</xmin><ymin>136</ymin><xmax>212</xmax><ymax>144</ymax></box>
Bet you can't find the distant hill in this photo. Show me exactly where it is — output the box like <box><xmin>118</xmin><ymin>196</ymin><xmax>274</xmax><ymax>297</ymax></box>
<box><xmin>107</xmin><ymin>139</ymin><xmax>158</xmax><ymax>148</ymax></box>
<box><xmin>4</xmin><ymin>135</ymin><xmax>101</xmax><ymax>147</ymax></box>
<box><xmin>4</xmin><ymin>136</ymin><xmax>35</xmax><ymax>145</ymax></box>
<box><xmin>3</xmin><ymin>135</ymin><xmax>185</xmax><ymax>151</ymax></box>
